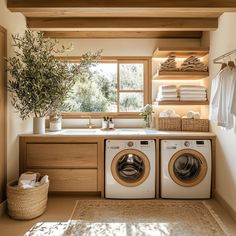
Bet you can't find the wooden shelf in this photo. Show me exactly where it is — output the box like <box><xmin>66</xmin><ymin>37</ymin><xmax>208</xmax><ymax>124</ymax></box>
<box><xmin>153</xmin><ymin>47</ymin><xmax>209</xmax><ymax>58</ymax></box>
<box><xmin>153</xmin><ymin>71</ymin><xmax>209</xmax><ymax>80</ymax></box>
<box><xmin>153</xmin><ymin>100</ymin><xmax>209</xmax><ymax>106</ymax></box>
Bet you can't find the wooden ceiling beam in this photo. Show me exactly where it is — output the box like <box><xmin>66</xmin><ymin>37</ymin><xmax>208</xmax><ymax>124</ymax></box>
<box><xmin>7</xmin><ymin>0</ymin><xmax>236</xmax><ymax>10</ymax></box>
<box><xmin>43</xmin><ymin>31</ymin><xmax>203</xmax><ymax>39</ymax></box>
<box><xmin>6</xmin><ymin>9</ymin><xmax>223</xmax><ymax>18</ymax></box>
<box><xmin>27</xmin><ymin>17</ymin><xmax>218</xmax><ymax>31</ymax></box>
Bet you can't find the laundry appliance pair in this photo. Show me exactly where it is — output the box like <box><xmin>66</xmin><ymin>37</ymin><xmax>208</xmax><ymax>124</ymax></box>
<box><xmin>105</xmin><ymin>139</ymin><xmax>211</xmax><ymax>199</ymax></box>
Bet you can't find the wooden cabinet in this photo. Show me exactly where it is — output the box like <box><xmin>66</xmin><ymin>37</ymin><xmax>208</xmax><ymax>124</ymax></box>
<box><xmin>20</xmin><ymin>137</ymin><xmax>104</xmax><ymax>195</ymax></box>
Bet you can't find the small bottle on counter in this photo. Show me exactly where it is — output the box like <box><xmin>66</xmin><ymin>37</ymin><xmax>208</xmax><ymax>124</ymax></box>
<box><xmin>49</xmin><ymin>113</ymin><xmax>62</xmax><ymax>131</ymax></box>
<box><xmin>102</xmin><ymin>117</ymin><xmax>108</xmax><ymax>129</ymax></box>
<box><xmin>109</xmin><ymin>117</ymin><xmax>114</xmax><ymax>129</ymax></box>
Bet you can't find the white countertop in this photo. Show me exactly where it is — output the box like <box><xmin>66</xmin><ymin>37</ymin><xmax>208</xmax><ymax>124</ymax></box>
<box><xmin>20</xmin><ymin>128</ymin><xmax>215</xmax><ymax>137</ymax></box>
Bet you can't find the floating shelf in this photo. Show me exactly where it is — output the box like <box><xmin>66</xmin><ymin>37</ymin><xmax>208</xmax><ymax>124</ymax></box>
<box><xmin>153</xmin><ymin>47</ymin><xmax>209</xmax><ymax>58</ymax></box>
<box><xmin>153</xmin><ymin>100</ymin><xmax>209</xmax><ymax>106</ymax></box>
<box><xmin>153</xmin><ymin>71</ymin><xmax>209</xmax><ymax>80</ymax></box>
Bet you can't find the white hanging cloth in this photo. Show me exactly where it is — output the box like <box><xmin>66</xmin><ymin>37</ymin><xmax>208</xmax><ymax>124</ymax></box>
<box><xmin>210</xmin><ymin>66</ymin><xmax>236</xmax><ymax>129</ymax></box>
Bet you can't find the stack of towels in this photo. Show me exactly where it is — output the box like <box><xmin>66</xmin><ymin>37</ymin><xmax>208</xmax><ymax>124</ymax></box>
<box><xmin>180</xmin><ymin>56</ymin><xmax>208</xmax><ymax>72</ymax></box>
<box><xmin>160</xmin><ymin>54</ymin><xmax>178</xmax><ymax>71</ymax></box>
<box><xmin>179</xmin><ymin>85</ymin><xmax>207</xmax><ymax>101</ymax></box>
<box><xmin>159</xmin><ymin>109</ymin><xmax>180</xmax><ymax>118</ymax></box>
<box><xmin>156</xmin><ymin>85</ymin><xmax>179</xmax><ymax>101</ymax></box>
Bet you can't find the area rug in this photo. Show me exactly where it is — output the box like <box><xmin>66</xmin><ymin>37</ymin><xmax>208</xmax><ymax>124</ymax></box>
<box><xmin>65</xmin><ymin>200</ymin><xmax>227</xmax><ymax>236</ymax></box>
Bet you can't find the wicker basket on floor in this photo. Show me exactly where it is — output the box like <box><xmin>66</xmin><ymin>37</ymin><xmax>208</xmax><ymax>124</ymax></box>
<box><xmin>182</xmin><ymin>118</ymin><xmax>209</xmax><ymax>132</ymax></box>
<box><xmin>7</xmin><ymin>180</ymin><xmax>49</xmax><ymax>220</ymax></box>
<box><xmin>157</xmin><ymin>117</ymin><xmax>182</xmax><ymax>131</ymax></box>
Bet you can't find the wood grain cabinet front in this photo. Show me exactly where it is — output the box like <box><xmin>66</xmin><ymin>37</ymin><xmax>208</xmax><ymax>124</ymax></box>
<box><xmin>26</xmin><ymin>143</ymin><xmax>98</xmax><ymax>168</ymax></box>
<box><xmin>26</xmin><ymin>169</ymin><xmax>98</xmax><ymax>192</ymax></box>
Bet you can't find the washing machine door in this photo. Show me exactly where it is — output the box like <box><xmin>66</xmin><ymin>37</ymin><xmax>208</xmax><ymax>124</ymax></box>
<box><xmin>169</xmin><ymin>149</ymin><xmax>207</xmax><ymax>187</ymax></box>
<box><xmin>111</xmin><ymin>149</ymin><xmax>150</xmax><ymax>187</ymax></box>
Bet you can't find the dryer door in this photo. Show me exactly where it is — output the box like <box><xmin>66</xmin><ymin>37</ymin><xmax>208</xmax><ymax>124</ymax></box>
<box><xmin>168</xmin><ymin>149</ymin><xmax>207</xmax><ymax>187</ymax></box>
<box><xmin>111</xmin><ymin>149</ymin><xmax>150</xmax><ymax>187</ymax></box>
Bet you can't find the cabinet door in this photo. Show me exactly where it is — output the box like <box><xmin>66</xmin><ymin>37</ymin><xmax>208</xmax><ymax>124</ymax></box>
<box><xmin>26</xmin><ymin>143</ymin><xmax>98</xmax><ymax>168</ymax></box>
<box><xmin>27</xmin><ymin>169</ymin><xmax>98</xmax><ymax>192</ymax></box>
<box><xmin>0</xmin><ymin>26</ymin><xmax>6</xmax><ymax>204</ymax></box>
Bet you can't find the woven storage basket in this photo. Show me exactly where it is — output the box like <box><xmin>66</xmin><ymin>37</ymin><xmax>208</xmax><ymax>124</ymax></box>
<box><xmin>157</xmin><ymin>117</ymin><xmax>182</xmax><ymax>131</ymax></box>
<box><xmin>7</xmin><ymin>180</ymin><xmax>49</xmax><ymax>220</ymax></box>
<box><xmin>182</xmin><ymin>118</ymin><xmax>209</xmax><ymax>132</ymax></box>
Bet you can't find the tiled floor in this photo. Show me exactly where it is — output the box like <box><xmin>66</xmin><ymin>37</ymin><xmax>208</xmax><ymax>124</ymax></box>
<box><xmin>0</xmin><ymin>195</ymin><xmax>236</xmax><ymax>236</ymax></box>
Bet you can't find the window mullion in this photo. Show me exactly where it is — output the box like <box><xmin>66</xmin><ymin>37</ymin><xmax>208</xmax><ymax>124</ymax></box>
<box><xmin>117</xmin><ymin>61</ymin><xmax>120</xmax><ymax>113</ymax></box>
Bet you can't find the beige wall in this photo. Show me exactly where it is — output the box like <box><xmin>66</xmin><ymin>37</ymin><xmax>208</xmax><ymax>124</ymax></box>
<box><xmin>0</xmin><ymin>1</ymin><xmax>28</xmax><ymax>182</ymax></box>
<box><xmin>209</xmin><ymin>13</ymin><xmax>236</xmax><ymax>213</ymax></box>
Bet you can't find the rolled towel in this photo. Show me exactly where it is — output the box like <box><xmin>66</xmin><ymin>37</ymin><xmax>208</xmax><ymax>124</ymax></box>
<box><xmin>159</xmin><ymin>111</ymin><xmax>169</xmax><ymax>118</ymax></box>
<box><xmin>187</xmin><ymin>111</ymin><xmax>194</xmax><ymax>119</ymax></box>
<box><xmin>166</xmin><ymin>109</ymin><xmax>176</xmax><ymax>117</ymax></box>
<box><xmin>193</xmin><ymin>112</ymin><xmax>200</xmax><ymax>119</ymax></box>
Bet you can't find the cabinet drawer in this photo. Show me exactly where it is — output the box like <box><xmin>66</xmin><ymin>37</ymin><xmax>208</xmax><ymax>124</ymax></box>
<box><xmin>26</xmin><ymin>143</ymin><xmax>97</xmax><ymax>168</ymax></box>
<box><xmin>27</xmin><ymin>169</ymin><xmax>98</xmax><ymax>192</ymax></box>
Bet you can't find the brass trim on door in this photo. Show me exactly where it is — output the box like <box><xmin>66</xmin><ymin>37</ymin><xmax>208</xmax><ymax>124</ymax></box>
<box><xmin>111</xmin><ymin>149</ymin><xmax>150</xmax><ymax>187</ymax></box>
<box><xmin>168</xmin><ymin>149</ymin><xmax>207</xmax><ymax>187</ymax></box>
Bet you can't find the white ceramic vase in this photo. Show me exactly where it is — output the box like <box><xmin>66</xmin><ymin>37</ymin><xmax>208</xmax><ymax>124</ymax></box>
<box><xmin>33</xmin><ymin>117</ymin><xmax>45</xmax><ymax>134</ymax></box>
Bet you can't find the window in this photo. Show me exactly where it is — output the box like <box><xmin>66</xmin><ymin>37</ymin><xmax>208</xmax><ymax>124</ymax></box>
<box><xmin>63</xmin><ymin>57</ymin><xmax>151</xmax><ymax>118</ymax></box>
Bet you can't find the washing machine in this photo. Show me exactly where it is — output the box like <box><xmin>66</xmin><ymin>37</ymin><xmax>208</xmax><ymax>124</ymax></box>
<box><xmin>105</xmin><ymin>139</ymin><xmax>156</xmax><ymax>199</ymax></box>
<box><xmin>161</xmin><ymin>140</ymin><xmax>211</xmax><ymax>199</ymax></box>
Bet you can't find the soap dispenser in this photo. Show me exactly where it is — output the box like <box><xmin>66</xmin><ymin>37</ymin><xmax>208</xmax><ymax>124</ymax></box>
<box><xmin>109</xmin><ymin>117</ymin><xmax>114</xmax><ymax>129</ymax></box>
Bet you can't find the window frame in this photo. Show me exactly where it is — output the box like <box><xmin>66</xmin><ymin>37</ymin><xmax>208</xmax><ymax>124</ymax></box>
<box><xmin>59</xmin><ymin>56</ymin><xmax>152</xmax><ymax>119</ymax></box>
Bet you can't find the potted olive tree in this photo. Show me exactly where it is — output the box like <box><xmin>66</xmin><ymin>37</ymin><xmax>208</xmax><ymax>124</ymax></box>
<box><xmin>8</xmin><ymin>30</ymin><xmax>100</xmax><ymax>134</ymax></box>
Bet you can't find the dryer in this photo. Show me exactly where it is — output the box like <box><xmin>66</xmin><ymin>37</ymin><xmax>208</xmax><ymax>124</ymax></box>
<box><xmin>105</xmin><ymin>139</ymin><xmax>156</xmax><ymax>199</ymax></box>
<box><xmin>161</xmin><ymin>140</ymin><xmax>211</xmax><ymax>199</ymax></box>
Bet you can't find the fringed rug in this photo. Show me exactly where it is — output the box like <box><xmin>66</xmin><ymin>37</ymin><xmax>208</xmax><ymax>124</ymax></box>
<box><xmin>65</xmin><ymin>200</ymin><xmax>227</xmax><ymax>236</ymax></box>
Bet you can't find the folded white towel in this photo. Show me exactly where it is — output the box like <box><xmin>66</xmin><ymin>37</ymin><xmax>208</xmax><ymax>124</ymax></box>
<box><xmin>158</xmin><ymin>94</ymin><xmax>178</xmax><ymax>98</ymax></box>
<box><xmin>160</xmin><ymin>91</ymin><xmax>178</xmax><ymax>95</ymax></box>
<box><xmin>156</xmin><ymin>97</ymin><xmax>179</xmax><ymax>101</ymax></box>
<box><xmin>179</xmin><ymin>87</ymin><xmax>206</xmax><ymax>91</ymax></box>
<box><xmin>159</xmin><ymin>88</ymin><xmax>177</xmax><ymax>93</ymax></box>
<box><xmin>180</xmin><ymin>94</ymin><xmax>206</xmax><ymax>98</ymax></box>
<box><xmin>179</xmin><ymin>91</ymin><xmax>207</xmax><ymax>95</ymax></box>
<box><xmin>180</xmin><ymin>97</ymin><xmax>207</xmax><ymax>101</ymax></box>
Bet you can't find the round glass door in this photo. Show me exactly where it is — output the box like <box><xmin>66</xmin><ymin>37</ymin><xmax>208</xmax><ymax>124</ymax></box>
<box><xmin>111</xmin><ymin>149</ymin><xmax>150</xmax><ymax>187</ymax></box>
<box><xmin>169</xmin><ymin>149</ymin><xmax>207</xmax><ymax>187</ymax></box>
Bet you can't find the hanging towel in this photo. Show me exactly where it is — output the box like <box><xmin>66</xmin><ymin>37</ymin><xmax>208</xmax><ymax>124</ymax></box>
<box><xmin>210</xmin><ymin>66</ymin><xmax>236</xmax><ymax>129</ymax></box>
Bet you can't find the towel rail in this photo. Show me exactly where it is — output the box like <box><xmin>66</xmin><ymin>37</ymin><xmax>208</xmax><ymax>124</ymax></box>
<box><xmin>213</xmin><ymin>49</ymin><xmax>236</xmax><ymax>64</ymax></box>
